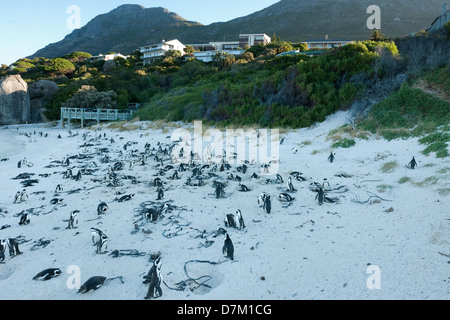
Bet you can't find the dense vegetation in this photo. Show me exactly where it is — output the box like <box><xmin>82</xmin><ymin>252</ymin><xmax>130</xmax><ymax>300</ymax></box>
<box><xmin>1</xmin><ymin>28</ymin><xmax>448</xmax><ymax>139</ymax></box>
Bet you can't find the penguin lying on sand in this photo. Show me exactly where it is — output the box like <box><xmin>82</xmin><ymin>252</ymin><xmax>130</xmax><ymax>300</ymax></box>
<box><xmin>33</xmin><ymin>268</ymin><xmax>62</xmax><ymax>281</ymax></box>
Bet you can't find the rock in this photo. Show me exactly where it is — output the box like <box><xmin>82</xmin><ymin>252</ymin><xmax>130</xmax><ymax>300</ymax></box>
<box><xmin>370</xmin><ymin>199</ymin><xmax>382</xmax><ymax>204</ymax></box>
<box><xmin>102</xmin><ymin>60</ymin><xmax>117</xmax><ymax>72</ymax></box>
<box><xmin>385</xmin><ymin>207</ymin><xmax>394</xmax><ymax>213</ymax></box>
<box><xmin>28</xmin><ymin>80</ymin><xmax>59</xmax><ymax>123</ymax></box>
<box><xmin>0</xmin><ymin>75</ymin><xmax>31</xmax><ymax>125</ymax></box>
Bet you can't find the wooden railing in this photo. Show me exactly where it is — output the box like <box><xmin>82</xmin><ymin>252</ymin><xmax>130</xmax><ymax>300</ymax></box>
<box><xmin>60</xmin><ymin>107</ymin><xmax>134</xmax><ymax>128</ymax></box>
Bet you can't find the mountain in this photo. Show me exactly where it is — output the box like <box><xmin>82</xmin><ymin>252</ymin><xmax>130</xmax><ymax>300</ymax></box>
<box><xmin>29</xmin><ymin>1</ymin><xmax>445</xmax><ymax>59</ymax></box>
<box><xmin>30</xmin><ymin>5</ymin><xmax>204</xmax><ymax>59</ymax></box>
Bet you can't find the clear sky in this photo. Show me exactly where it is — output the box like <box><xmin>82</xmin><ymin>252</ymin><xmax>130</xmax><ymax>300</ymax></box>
<box><xmin>0</xmin><ymin>0</ymin><xmax>280</xmax><ymax>66</ymax></box>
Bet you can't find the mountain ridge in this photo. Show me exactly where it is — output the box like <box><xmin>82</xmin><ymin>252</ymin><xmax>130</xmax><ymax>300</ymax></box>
<box><xmin>28</xmin><ymin>0</ymin><xmax>445</xmax><ymax>59</ymax></box>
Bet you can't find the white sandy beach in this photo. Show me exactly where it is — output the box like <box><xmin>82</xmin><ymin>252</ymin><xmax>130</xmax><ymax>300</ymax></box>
<box><xmin>0</xmin><ymin>111</ymin><xmax>448</xmax><ymax>301</ymax></box>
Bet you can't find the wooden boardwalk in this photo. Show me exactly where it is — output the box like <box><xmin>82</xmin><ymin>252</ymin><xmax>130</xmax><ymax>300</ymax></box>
<box><xmin>60</xmin><ymin>107</ymin><xmax>134</xmax><ymax>128</ymax></box>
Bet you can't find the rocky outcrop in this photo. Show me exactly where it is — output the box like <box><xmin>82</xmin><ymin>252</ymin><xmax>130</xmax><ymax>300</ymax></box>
<box><xmin>102</xmin><ymin>60</ymin><xmax>117</xmax><ymax>72</ymax></box>
<box><xmin>29</xmin><ymin>80</ymin><xmax>59</xmax><ymax>123</ymax></box>
<box><xmin>0</xmin><ymin>75</ymin><xmax>31</xmax><ymax>125</ymax></box>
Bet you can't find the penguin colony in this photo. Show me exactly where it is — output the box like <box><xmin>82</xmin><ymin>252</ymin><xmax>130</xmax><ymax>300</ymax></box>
<box><xmin>0</xmin><ymin>126</ymin><xmax>421</xmax><ymax>299</ymax></box>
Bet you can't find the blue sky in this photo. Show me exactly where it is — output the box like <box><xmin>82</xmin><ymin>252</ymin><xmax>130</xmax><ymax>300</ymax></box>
<box><xmin>1</xmin><ymin>0</ymin><xmax>280</xmax><ymax>65</ymax></box>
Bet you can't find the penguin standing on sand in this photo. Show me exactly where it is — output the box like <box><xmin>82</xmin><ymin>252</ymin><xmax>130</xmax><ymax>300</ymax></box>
<box><xmin>96</xmin><ymin>234</ymin><xmax>108</xmax><ymax>254</ymax></box>
<box><xmin>19</xmin><ymin>189</ymin><xmax>28</xmax><ymax>202</ymax></box>
<box><xmin>263</xmin><ymin>194</ymin><xmax>272</xmax><ymax>214</ymax></box>
<box><xmin>315</xmin><ymin>187</ymin><xmax>325</xmax><ymax>205</ymax></box>
<box><xmin>91</xmin><ymin>228</ymin><xmax>104</xmax><ymax>245</ymax></box>
<box><xmin>328</xmin><ymin>152</ymin><xmax>336</xmax><ymax>163</ymax></box>
<box><xmin>0</xmin><ymin>238</ymin><xmax>22</xmax><ymax>261</ymax></box>
<box><xmin>19</xmin><ymin>213</ymin><xmax>30</xmax><ymax>225</ymax></box>
<box><xmin>156</xmin><ymin>187</ymin><xmax>164</xmax><ymax>201</ymax></box>
<box><xmin>408</xmin><ymin>157</ymin><xmax>417</xmax><ymax>169</ymax></box>
<box><xmin>222</xmin><ymin>233</ymin><xmax>234</xmax><ymax>260</ymax></box>
<box><xmin>13</xmin><ymin>191</ymin><xmax>21</xmax><ymax>204</ymax></box>
<box><xmin>235</xmin><ymin>209</ymin><xmax>245</xmax><ymax>230</ymax></box>
<box><xmin>144</xmin><ymin>257</ymin><xmax>163</xmax><ymax>300</ymax></box>
<box><xmin>287</xmin><ymin>177</ymin><xmax>295</xmax><ymax>192</ymax></box>
<box><xmin>67</xmin><ymin>210</ymin><xmax>79</xmax><ymax>229</ymax></box>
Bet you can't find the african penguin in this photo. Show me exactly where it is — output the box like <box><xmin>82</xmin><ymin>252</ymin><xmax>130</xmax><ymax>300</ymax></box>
<box><xmin>222</xmin><ymin>233</ymin><xmax>234</xmax><ymax>260</ymax></box>
<box><xmin>67</xmin><ymin>210</ymin><xmax>79</xmax><ymax>229</ymax></box>
<box><xmin>408</xmin><ymin>157</ymin><xmax>417</xmax><ymax>169</ymax></box>
<box><xmin>19</xmin><ymin>213</ymin><xmax>30</xmax><ymax>226</ymax></box>
<box><xmin>328</xmin><ymin>152</ymin><xmax>336</xmax><ymax>163</ymax></box>
<box><xmin>144</xmin><ymin>257</ymin><xmax>163</xmax><ymax>300</ymax></box>
<box><xmin>78</xmin><ymin>276</ymin><xmax>107</xmax><ymax>294</ymax></box>
<box><xmin>263</xmin><ymin>195</ymin><xmax>272</xmax><ymax>214</ymax></box>
<box><xmin>97</xmin><ymin>202</ymin><xmax>108</xmax><ymax>215</ymax></box>
<box><xmin>33</xmin><ymin>268</ymin><xmax>62</xmax><ymax>281</ymax></box>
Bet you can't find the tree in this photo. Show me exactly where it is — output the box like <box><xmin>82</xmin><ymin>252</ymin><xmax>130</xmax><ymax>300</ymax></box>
<box><xmin>293</xmin><ymin>42</ymin><xmax>309</xmax><ymax>52</ymax></box>
<box><xmin>212</xmin><ymin>52</ymin><xmax>235</xmax><ymax>70</ymax></box>
<box><xmin>61</xmin><ymin>85</ymin><xmax>118</xmax><ymax>109</ymax></box>
<box><xmin>445</xmin><ymin>21</ymin><xmax>450</xmax><ymax>40</ymax></box>
<box><xmin>369</xmin><ymin>29</ymin><xmax>387</xmax><ymax>42</ymax></box>
<box><xmin>63</xmin><ymin>52</ymin><xmax>92</xmax><ymax>63</ymax></box>
<box><xmin>184</xmin><ymin>45</ymin><xmax>195</xmax><ymax>54</ymax></box>
<box><xmin>45</xmin><ymin>58</ymin><xmax>75</xmax><ymax>75</ymax></box>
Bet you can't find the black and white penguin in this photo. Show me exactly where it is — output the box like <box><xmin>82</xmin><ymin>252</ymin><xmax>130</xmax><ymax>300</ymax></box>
<box><xmin>156</xmin><ymin>187</ymin><xmax>164</xmax><ymax>201</ymax></box>
<box><xmin>90</xmin><ymin>228</ymin><xmax>105</xmax><ymax>245</ymax></box>
<box><xmin>33</xmin><ymin>268</ymin><xmax>62</xmax><ymax>281</ymax></box>
<box><xmin>144</xmin><ymin>207</ymin><xmax>160</xmax><ymax>223</ymax></box>
<box><xmin>287</xmin><ymin>177</ymin><xmax>295</xmax><ymax>192</ymax></box>
<box><xmin>235</xmin><ymin>209</ymin><xmax>245</xmax><ymax>230</ymax></box>
<box><xmin>50</xmin><ymin>198</ymin><xmax>64</xmax><ymax>205</ymax></box>
<box><xmin>78</xmin><ymin>276</ymin><xmax>107</xmax><ymax>294</ymax></box>
<box><xmin>238</xmin><ymin>184</ymin><xmax>249</xmax><ymax>192</ymax></box>
<box><xmin>67</xmin><ymin>210</ymin><xmax>79</xmax><ymax>229</ymax></box>
<box><xmin>276</xmin><ymin>174</ymin><xmax>284</xmax><ymax>183</ymax></box>
<box><xmin>278</xmin><ymin>193</ymin><xmax>294</xmax><ymax>202</ymax></box>
<box><xmin>263</xmin><ymin>194</ymin><xmax>272</xmax><ymax>214</ymax></box>
<box><xmin>97</xmin><ymin>202</ymin><xmax>108</xmax><ymax>215</ymax></box>
<box><xmin>408</xmin><ymin>157</ymin><xmax>417</xmax><ymax>169</ymax></box>
<box><xmin>0</xmin><ymin>238</ymin><xmax>22</xmax><ymax>261</ymax></box>
<box><xmin>322</xmin><ymin>178</ymin><xmax>330</xmax><ymax>191</ymax></box>
<box><xmin>257</xmin><ymin>192</ymin><xmax>268</xmax><ymax>207</ymax></box>
<box><xmin>55</xmin><ymin>184</ymin><xmax>63</xmax><ymax>193</ymax></box>
<box><xmin>215</xmin><ymin>183</ymin><xmax>225</xmax><ymax>199</ymax></box>
<box><xmin>222</xmin><ymin>233</ymin><xmax>234</xmax><ymax>260</ymax></box>
<box><xmin>96</xmin><ymin>234</ymin><xmax>108</xmax><ymax>254</ymax></box>
<box><xmin>19</xmin><ymin>213</ymin><xmax>30</xmax><ymax>226</ymax></box>
<box><xmin>74</xmin><ymin>171</ymin><xmax>82</xmax><ymax>181</ymax></box>
<box><xmin>13</xmin><ymin>191</ymin><xmax>21</xmax><ymax>204</ymax></box>
<box><xmin>118</xmin><ymin>194</ymin><xmax>134</xmax><ymax>202</ymax></box>
<box><xmin>224</xmin><ymin>214</ymin><xmax>237</xmax><ymax>228</ymax></box>
<box><xmin>315</xmin><ymin>187</ymin><xmax>325</xmax><ymax>206</ymax></box>
<box><xmin>144</xmin><ymin>257</ymin><xmax>163</xmax><ymax>300</ymax></box>
<box><xmin>328</xmin><ymin>152</ymin><xmax>336</xmax><ymax>163</ymax></box>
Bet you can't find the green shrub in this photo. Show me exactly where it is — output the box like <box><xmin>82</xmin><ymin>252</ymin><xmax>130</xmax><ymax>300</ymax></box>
<box><xmin>332</xmin><ymin>138</ymin><xmax>356</xmax><ymax>148</ymax></box>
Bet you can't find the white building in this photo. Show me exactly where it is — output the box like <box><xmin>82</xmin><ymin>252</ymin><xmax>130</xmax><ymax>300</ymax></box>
<box><xmin>306</xmin><ymin>36</ymin><xmax>353</xmax><ymax>49</ymax></box>
<box><xmin>88</xmin><ymin>53</ymin><xmax>129</xmax><ymax>63</ymax></box>
<box><xmin>239</xmin><ymin>34</ymin><xmax>271</xmax><ymax>48</ymax></box>
<box><xmin>193</xmin><ymin>49</ymin><xmax>244</xmax><ymax>63</ymax></box>
<box><xmin>428</xmin><ymin>3</ymin><xmax>450</xmax><ymax>32</ymax></box>
<box><xmin>139</xmin><ymin>39</ymin><xmax>186</xmax><ymax>65</ymax></box>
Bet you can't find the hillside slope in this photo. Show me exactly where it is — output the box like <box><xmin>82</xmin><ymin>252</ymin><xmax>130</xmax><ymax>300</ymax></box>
<box><xmin>28</xmin><ymin>1</ymin><xmax>445</xmax><ymax>59</ymax></box>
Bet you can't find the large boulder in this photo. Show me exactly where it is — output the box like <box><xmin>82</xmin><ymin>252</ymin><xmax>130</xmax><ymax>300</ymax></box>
<box><xmin>29</xmin><ymin>80</ymin><xmax>59</xmax><ymax>123</ymax></box>
<box><xmin>0</xmin><ymin>75</ymin><xmax>31</xmax><ymax>125</ymax></box>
